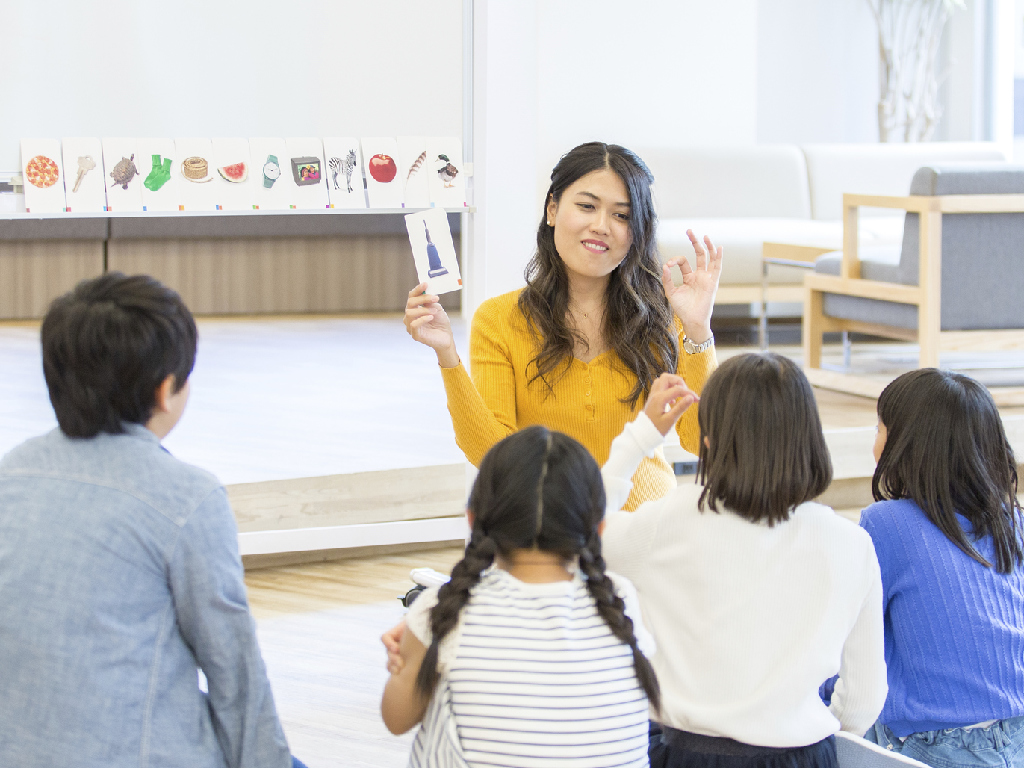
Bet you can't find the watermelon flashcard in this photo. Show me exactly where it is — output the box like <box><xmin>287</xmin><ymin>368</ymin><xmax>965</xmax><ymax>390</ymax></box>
<box><xmin>101</xmin><ymin>138</ymin><xmax>143</xmax><ymax>212</ymax></box>
<box><xmin>249</xmin><ymin>138</ymin><xmax>290</xmax><ymax>211</ymax></box>
<box><xmin>284</xmin><ymin>138</ymin><xmax>329</xmax><ymax>210</ymax></box>
<box><xmin>322</xmin><ymin>137</ymin><xmax>366</xmax><ymax>209</ymax></box>
<box><xmin>61</xmin><ymin>137</ymin><xmax>106</xmax><ymax>213</ymax></box>
<box><xmin>21</xmin><ymin>139</ymin><xmax>67</xmax><ymax>214</ymax></box>
<box><xmin>405</xmin><ymin>207</ymin><xmax>461</xmax><ymax>295</ymax></box>
<box><xmin>361</xmin><ymin>137</ymin><xmax>404</xmax><ymax>209</ymax></box>
<box><xmin>211</xmin><ymin>138</ymin><xmax>253</xmax><ymax>212</ymax></box>
<box><xmin>398</xmin><ymin>136</ymin><xmax>430</xmax><ymax>209</ymax></box>
<box><xmin>137</xmin><ymin>138</ymin><xmax>178</xmax><ymax>213</ymax></box>
<box><xmin>427</xmin><ymin>137</ymin><xmax>466</xmax><ymax>208</ymax></box>
<box><xmin>174</xmin><ymin>138</ymin><xmax>217</xmax><ymax>212</ymax></box>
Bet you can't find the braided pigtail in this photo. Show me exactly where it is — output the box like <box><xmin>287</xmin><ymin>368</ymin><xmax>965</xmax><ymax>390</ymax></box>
<box><xmin>579</xmin><ymin>531</ymin><xmax>661</xmax><ymax>712</ymax></box>
<box><xmin>415</xmin><ymin>533</ymin><xmax>496</xmax><ymax>698</ymax></box>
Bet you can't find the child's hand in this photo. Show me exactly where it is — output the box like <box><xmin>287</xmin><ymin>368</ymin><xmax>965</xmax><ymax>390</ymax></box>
<box><xmin>382</xmin><ymin>620</ymin><xmax>407</xmax><ymax>675</ymax></box>
<box><xmin>643</xmin><ymin>373</ymin><xmax>698</xmax><ymax>436</ymax></box>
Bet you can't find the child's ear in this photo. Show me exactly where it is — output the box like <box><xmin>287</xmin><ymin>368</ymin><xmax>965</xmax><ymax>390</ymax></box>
<box><xmin>152</xmin><ymin>375</ymin><xmax>176</xmax><ymax>414</ymax></box>
<box><xmin>597</xmin><ymin>519</ymin><xmax>606</xmax><ymax>537</ymax></box>
<box><xmin>466</xmin><ymin>509</ymin><xmax>474</xmax><ymax>529</ymax></box>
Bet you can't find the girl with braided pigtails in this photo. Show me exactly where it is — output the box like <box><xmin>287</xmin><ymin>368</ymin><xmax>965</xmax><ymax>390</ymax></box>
<box><xmin>381</xmin><ymin>377</ymin><xmax>693</xmax><ymax>768</ymax></box>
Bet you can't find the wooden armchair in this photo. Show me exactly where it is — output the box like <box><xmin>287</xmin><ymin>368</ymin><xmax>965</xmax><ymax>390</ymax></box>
<box><xmin>802</xmin><ymin>165</ymin><xmax>1024</xmax><ymax>400</ymax></box>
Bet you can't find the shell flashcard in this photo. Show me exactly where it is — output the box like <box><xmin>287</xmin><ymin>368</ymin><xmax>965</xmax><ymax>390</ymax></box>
<box><xmin>61</xmin><ymin>138</ymin><xmax>106</xmax><ymax>213</ymax></box>
<box><xmin>284</xmin><ymin>138</ymin><xmax>329</xmax><ymax>210</ymax></box>
<box><xmin>398</xmin><ymin>136</ymin><xmax>430</xmax><ymax>209</ymax></box>
<box><xmin>322</xmin><ymin>137</ymin><xmax>366</xmax><ymax>209</ymax></box>
<box><xmin>427</xmin><ymin>137</ymin><xmax>466</xmax><ymax>208</ymax></box>
<box><xmin>101</xmin><ymin>138</ymin><xmax>143</xmax><ymax>212</ymax></box>
<box><xmin>137</xmin><ymin>138</ymin><xmax>178</xmax><ymax>212</ymax></box>
<box><xmin>21</xmin><ymin>139</ymin><xmax>67</xmax><ymax>213</ymax></box>
<box><xmin>249</xmin><ymin>138</ymin><xmax>290</xmax><ymax>211</ymax></box>
<box><xmin>174</xmin><ymin>138</ymin><xmax>217</xmax><ymax>211</ymax></box>
<box><xmin>211</xmin><ymin>138</ymin><xmax>253</xmax><ymax>211</ymax></box>
<box><xmin>405</xmin><ymin>207</ymin><xmax>461</xmax><ymax>295</ymax></box>
<box><xmin>361</xmin><ymin>137</ymin><xmax>404</xmax><ymax>209</ymax></box>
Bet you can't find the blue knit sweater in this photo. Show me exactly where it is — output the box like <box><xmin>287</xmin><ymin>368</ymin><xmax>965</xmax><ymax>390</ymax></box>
<box><xmin>860</xmin><ymin>499</ymin><xmax>1024</xmax><ymax>737</ymax></box>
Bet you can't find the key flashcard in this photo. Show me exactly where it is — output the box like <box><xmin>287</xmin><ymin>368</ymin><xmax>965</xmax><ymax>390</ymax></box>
<box><xmin>405</xmin><ymin>208</ymin><xmax>461</xmax><ymax>295</ymax></box>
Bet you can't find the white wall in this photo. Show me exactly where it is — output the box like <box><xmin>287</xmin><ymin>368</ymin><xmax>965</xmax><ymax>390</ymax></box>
<box><xmin>755</xmin><ymin>0</ymin><xmax>878</xmax><ymax>144</ymax></box>
<box><xmin>0</xmin><ymin>0</ymin><xmax>464</xmax><ymax>171</ymax></box>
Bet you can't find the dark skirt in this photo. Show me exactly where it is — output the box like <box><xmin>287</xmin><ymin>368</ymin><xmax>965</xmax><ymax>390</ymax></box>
<box><xmin>649</xmin><ymin>723</ymin><xmax>838</xmax><ymax>768</ymax></box>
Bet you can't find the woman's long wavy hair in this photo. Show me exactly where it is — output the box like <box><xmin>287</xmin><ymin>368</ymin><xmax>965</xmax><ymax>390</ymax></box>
<box><xmin>873</xmin><ymin>368</ymin><xmax>1023</xmax><ymax>573</ymax></box>
<box><xmin>518</xmin><ymin>142</ymin><xmax>677</xmax><ymax>408</ymax></box>
<box><xmin>415</xmin><ymin>426</ymin><xmax>660</xmax><ymax>711</ymax></box>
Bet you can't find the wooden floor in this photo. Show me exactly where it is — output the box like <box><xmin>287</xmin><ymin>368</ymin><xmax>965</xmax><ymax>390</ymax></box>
<box><xmin>246</xmin><ymin>546</ymin><xmax>463</xmax><ymax>767</ymax></box>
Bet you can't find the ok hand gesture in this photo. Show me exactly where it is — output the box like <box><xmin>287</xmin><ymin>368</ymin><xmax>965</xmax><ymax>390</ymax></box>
<box><xmin>661</xmin><ymin>229</ymin><xmax>723</xmax><ymax>343</ymax></box>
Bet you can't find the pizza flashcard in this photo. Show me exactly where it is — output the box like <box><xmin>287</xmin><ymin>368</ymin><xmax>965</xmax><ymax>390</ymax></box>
<box><xmin>361</xmin><ymin>137</ymin><xmax>404</xmax><ymax>209</ymax></box>
<box><xmin>211</xmin><ymin>138</ymin><xmax>253</xmax><ymax>212</ymax></box>
<box><xmin>322</xmin><ymin>137</ymin><xmax>366</xmax><ymax>209</ymax></box>
<box><xmin>61</xmin><ymin>138</ymin><xmax>106</xmax><ymax>213</ymax></box>
<box><xmin>398</xmin><ymin>136</ymin><xmax>430</xmax><ymax>209</ymax></box>
<box><xmin>21</xmin><ymin>139</ymin><xmax>67</xmax><ymax>213</ymax></box>
<box><xmin>101</xmin><ymin>138</ymin><xmax>143</xmax><ymax>212</ymax></box>
<box><xmin>249</xmin><ymin>138</ymin><xmax>290</xmax><ymax>211</ymax></box>
<box><xmin>137</xmin><ymin>138</ymin><xmax>178</xmax><ymax>212</ymax></box>
<box><xmin>427</xmin><ymin>137</ymin><xmax>467</xmax><ymax>208</ymax></box>
<box><xmin>405</xmin><ymin>207</ymin><xmax>462</xmax><ymax>295</ymax></box>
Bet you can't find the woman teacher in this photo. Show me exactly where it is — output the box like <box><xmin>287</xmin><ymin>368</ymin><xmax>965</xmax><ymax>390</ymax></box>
<box><xmin>404</xmin><ymin>142</ymin><xmax>722</xmax><ymax>510</ymax></box>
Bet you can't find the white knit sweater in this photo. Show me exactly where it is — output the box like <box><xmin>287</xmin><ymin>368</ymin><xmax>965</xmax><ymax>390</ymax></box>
<box><xmin>601</xmin><ymin>414</ymin><xmax>887</xmax><ymax>747</ymax></box>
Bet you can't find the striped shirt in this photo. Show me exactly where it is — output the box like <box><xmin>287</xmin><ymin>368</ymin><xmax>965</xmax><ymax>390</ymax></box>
<box><xmin>405</xmin><ymin>566</ymin><xmax>654</xmax><ymax>768</ymax></box>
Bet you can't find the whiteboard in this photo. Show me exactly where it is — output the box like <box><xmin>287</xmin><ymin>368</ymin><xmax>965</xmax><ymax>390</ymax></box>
<box><xmin>0</xmin><ymin>0</ymin><xmax>464</xmax><ymax>171</ymax></box>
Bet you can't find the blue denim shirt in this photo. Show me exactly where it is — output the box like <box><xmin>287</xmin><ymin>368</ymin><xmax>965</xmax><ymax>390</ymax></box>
<box><xmin>0</xmin><ymin>425</ymin><xmax>291</xmax><ymax>768</ymax></box>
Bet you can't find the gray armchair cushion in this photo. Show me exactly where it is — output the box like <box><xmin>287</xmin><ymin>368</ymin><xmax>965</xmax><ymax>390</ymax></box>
<box><xmin>816</xmin><ymin>165</ymin><xmax>1024</xmax><ymax>332</ymax></box>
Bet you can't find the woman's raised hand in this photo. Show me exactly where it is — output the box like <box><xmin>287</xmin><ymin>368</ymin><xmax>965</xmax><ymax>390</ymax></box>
<box><xmin>404</xmin><ymin>282</ymin><xmax>460</xmax><ymax>368</ymax></box>
<box><xmin>661</xmin><ymin>229</ymin><xmax>723</xmax><ymax>343</ymax></box>
<box><xmin>643</xmin><ymin>373</ymin><xmax>698</xmax><ymax>436</ymax></box>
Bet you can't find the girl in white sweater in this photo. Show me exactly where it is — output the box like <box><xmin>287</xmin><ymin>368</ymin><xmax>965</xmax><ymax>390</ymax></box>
<box><xmin>602</xmin><ymin>353</ymin><xmax>887</xmax><ymax>768</ymax></box>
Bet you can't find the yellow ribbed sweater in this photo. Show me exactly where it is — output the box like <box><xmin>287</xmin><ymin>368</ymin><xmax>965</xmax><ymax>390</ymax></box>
<box><xmin>440</xmin><ymin>289</ymin><xmax>717</xmax><ymax>511</ymax></box>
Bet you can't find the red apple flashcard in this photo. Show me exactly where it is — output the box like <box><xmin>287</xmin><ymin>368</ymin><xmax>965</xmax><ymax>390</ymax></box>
<box><xmin>360</xmin><ymin>137</ymin><xmax>404</xmax><ymax>208</ymax></box>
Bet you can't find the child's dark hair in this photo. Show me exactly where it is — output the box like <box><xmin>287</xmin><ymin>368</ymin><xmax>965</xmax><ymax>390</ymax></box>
<box><xmin>697</xmin><ymin>352</ymin><xmax>832</xmax><ymax>525</ymax></box>
<box><xmin>873</xmin><ymin>368</ymin><xmax>1023</xmax><ymax>573</ymax></box>
<box><xmin>42</xmin><ymin>272</ymin><xmax>197</xmax><ymax>438</ymax></box>
<box><xmin>415</xmin><ymin>426</ymin><xmax>660</xmax><ymax>710</ymax></box>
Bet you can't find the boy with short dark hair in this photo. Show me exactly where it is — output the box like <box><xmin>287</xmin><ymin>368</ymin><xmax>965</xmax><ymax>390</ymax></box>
<box><xmin>0</xmin><ymin>273</ymin><xmax>300</xmax><ymax>768</ymax></box>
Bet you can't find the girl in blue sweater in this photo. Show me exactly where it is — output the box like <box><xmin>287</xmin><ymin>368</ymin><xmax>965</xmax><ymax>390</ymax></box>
<box><xmin>861</xmin><ymin>368</ymin><xmax>1024</xmax><ymax>767</ymax></box>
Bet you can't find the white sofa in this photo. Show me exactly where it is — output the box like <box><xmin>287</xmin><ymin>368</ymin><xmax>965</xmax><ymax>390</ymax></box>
<box><xmin>639</xmin><ymin>142</ymin><xmax>1007</xmax><ymax>307</ymax></box>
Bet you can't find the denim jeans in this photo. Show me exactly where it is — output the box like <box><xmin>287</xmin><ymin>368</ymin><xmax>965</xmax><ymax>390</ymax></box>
<box><xmin>864</xmin><ymin>717</ymin><xmax>1024</xmax><ymax>768</ymax></box>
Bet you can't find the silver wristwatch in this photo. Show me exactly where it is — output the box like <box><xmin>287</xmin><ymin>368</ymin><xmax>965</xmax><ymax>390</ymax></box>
<box><xmin>682</xmin><ymin>334</ymin><xmax>715</xmax><ymax>354</ymax></box>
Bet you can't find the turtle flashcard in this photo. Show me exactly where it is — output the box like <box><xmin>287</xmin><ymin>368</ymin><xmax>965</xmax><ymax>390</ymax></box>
<box><xmin>211</xmin><ymin>138</ymin><xmax>252</xmax><ymax>211</ymax></box>
<box><xmin>322</xmin><ymin>137</ymin><xmax>366</xmax><ymax>209</ymax></box>
<box><xmin>21</xmin><ymin>139</ymin><xmax>67</xmax><ymax>214</ymax></box>
<box><xmin>405</xmin><ymin>207</ymin><xmax>462</xmax><ymax>295</ymax></box>
<box><xmin>101</xmin><ymin>138</ymin><xmax>143</xmax><ymax>212</ymax></box>
<box><xmin>249</xmin><ymin>138</ymin><xmax>290</xmax><ymax>211</ymax></box>
<box><xmin>284</xmin><ymin>138</ymin><xmax>329</xmax><ymax>210</ymax></box>
<box><xmin>61</xmin><ymin>138</ymin><xmax>106</xmax><ymax>213</ymax></box>
<box><xmin>174</xmin><ymin>138</ymin><xmax>217</xmax><ymax>211</ymax></box>
<box><xmin>361</xmin><ymin>137</ymin><xmax>404</xmax><ymax>209</ymax></box>
<box><xmin>398</xmin><ymin>136</ymin><xmax>430</xmax><ymax>209</ymax></box>
<box><xmin>137</xmin><ymin>138</ymin><xmax>178</xmax><ymax>212</ymax></box>
<box><xmin>427</xmin><ymin>137</ymin><xmax>466</xmax><ymax>208</ymax></box>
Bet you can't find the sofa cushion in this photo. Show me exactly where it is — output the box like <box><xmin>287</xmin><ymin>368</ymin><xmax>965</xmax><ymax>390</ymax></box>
<box><xmin>658</xmin><ymin>219</ymin><xmax>903</xmax><ymax>285</ymax></box>
<box><xmin>802</xmin><ymin>142</ymin><xmax>1007</xmax><ymax>221</ymax></box>
<box><xmin>639</xmin><ymin>146</ymin><xmax>811</xmax><ymax>220</ymax></box>
<box><xmin>814</xmin><ymin>246</ymin><xmax>903</xmax><ymax>283</ymax></box>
